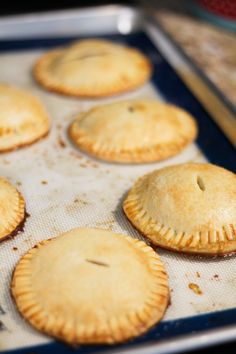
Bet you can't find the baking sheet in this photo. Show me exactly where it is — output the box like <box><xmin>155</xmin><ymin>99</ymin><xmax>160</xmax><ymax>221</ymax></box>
<box><xmin>0</xmin><ymin>6</ymin><xmax>236</xmax><ymax>354</ymax></box>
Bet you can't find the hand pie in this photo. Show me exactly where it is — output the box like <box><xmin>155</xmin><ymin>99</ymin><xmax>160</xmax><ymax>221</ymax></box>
<box><xmin>123</xmin><ymin>163</ymin><xmax>236</xmax><ymax>256</ymax></box>
<box><xmin>0</xmin><ymin>177</ymin><xmax>26</xmax><ymax>242</ymax></box>
<box><xmin>69</xmin><ymin>99</ymin><xmax>197</xmax><ymax>163</ymax></box>
<box><xmin>12</xmin><ymin>228</ymin><xmax>169</xmax><ymax>345</ymax></box>
<box><xmin>34</xmin><ymin>39</ymin><xmax>152</xmax><ymax>97</ymax></box>
<box><xmin>0</xmin><ymin>83</ymin><xmax>50</xmax><ymax>152</ymax></box>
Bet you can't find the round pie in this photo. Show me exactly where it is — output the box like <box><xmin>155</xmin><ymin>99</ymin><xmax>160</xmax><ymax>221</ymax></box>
<box><xmin>12</xmin><ymin>228</ymin><xmax>169</xmax><ymax>345</ymax></box>
<box><xmin>0</xmin><ymin>83</ymin><xmax>50</xmax><ymax>152</ymax></box>
<box><xmin>123</xmin><ymin>163</ymin><xmax>236</xmax><ymax>256</ymax></box>
<box><xmin>0</xmin><ymin>177</ymin><xmax>26</xmax><ymax>242</ymax></box>
<box><xmin>34</xmin><ymin>39</ymin><xmax>152</xmax><ymax>97</ymax></box>
<box><xmin>69</xmin><ymin>99</ymin><xmax>197</xmax><ymax>163</ymax></box>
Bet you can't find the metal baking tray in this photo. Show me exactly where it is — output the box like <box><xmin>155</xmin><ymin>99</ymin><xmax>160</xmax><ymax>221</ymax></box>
<box><xmin>0</xmin><ymin>5</ymin><xmax>235</xmax><ymax>354</ymax></box>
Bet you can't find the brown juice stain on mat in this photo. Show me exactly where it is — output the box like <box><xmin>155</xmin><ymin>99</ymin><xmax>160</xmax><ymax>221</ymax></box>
<box><xmin>86</xmin><ymin>160</ymin><xmax>99</xmax><ymax>169</ymax></box>
<box><xmin>188</xmin><ymin>283</ymin><xmax>203</xmax><ymax>295</ymax></box>
<box><xmin>0</xmin><ymin>306</ymin><xmax>6</xmax><ymax>315</ymax></box>
<box><xmin>0</xmin><ymin>320</ymin><xmax>5</xmax><ymax>348</ymax></box>
<box><xmin>196</xmin><ymin>271</ymin><xmax>201</xmax><ymax>278</ymax></box>
<box><xmin>12</xmin><ymin>246</ymin><xmax>18</xmax><ymax>251</ymax></box>
<box><xmin>69</xmin><ymin>150</ymin><xmax>83</xmax><ymax>159</ymax></box>
<box><xmin>0</xmin><ymin>321</ymin><xmax>6</xmax><ymax>331</ymax></box>
<box><xmin>73</xmin><ymin>197</ymin><xmax>89</xmax><ymax>206</ymax></box>
<box><xmin>213</xmin><ymin>274</ymin><xmax>219</xmax><ymax>279</ymax></box>
<box><xmin>23</xmin><ymin>237</ymin><xmax>32</xmax><ymax>244</ymax></box>
<box><xmin>79</xmin><ymin>159</ymin><xmax>99</xmax><ymax>169</ymax></box>
<box><xmin>80</xmin><ymin>163</ymin><xmax>87</xmax><ymax>168</ymax></box>
<box><xmin>65</xmin><ymin>197</ymin><xmax>90</xmax><ymax>214</ymax></box>
<box><xmin>41</xmin><ymin>180</ymin><xmax>48</xmax><ymax>185</ymax></box>
<box><xmin>57</xmin><ymin>135</ymin><xmax>67</xmax><ymax>148</ymax></box>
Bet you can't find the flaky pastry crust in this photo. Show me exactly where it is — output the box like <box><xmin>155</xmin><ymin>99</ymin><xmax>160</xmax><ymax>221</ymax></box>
<box><xmin>12</xmin><ymin>228</ymin><xmax>169</xmax><ymax>345</ymax></box>
<box><xmin>34</xmin><ymin>39</ymin><xmax>152</xmax><ymax>97</ymax></box>
<box><xmin>69</xmin><ymin>100</ymin><xmax>197</xmax><ymax>163</ymax></box>
<box><xmin>0</xmin><ymin>83</ymin><xmax>50</xmax><ymax>152</ymax></box>
<box><xmin>0</xmin><ymin>177</ymin><xmax>26</xmax><ymax>242</ymax></box>
<box><xmin>123</xmin><ymin>163</ymin><xmax>236</xmax><ymax>256</ymax></box>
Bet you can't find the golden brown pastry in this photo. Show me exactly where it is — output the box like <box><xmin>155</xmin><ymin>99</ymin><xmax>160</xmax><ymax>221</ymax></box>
<box><xmin>0</xmin><ymin>177</ymin><xmax>26</xmax><ymax>242</ymax></box>
<box><xmin>12</xmin><ymin>228</ymin><xmax>169</xmax><ymax>344</ymax></box>
<box><xmin>69</xmin><ymin>99</ymin><xmax>197</xmax><ymax>163</ymax></box>
<box><xmin>34</xmin><ymin>39</ymin><xmax>152</xmax><ymax>97</ymax></box>
<box><xmin>123</xmin><ymin>163</ymin><xmax>236</xmax><ymax>256</ymax></box>
<box><xmin>0</xmin><ymin>83</ymin><xmax>50</xmax><ymax>152</ymax></box>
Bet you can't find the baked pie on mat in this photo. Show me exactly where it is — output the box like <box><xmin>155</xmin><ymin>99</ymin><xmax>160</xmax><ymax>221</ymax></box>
<box><xmin>0</xmin><ymin>177</ymin><xmax>26</xmax><ymax>242</ymax></box>
<box><xmin>123</xmin><ymin>163</ymin><xmax>236</xmax><ymax>256</ymax></box>
<box><xmin>0</xmin><ymin>83</ymin><xmax>50</xmax><ymax>152</ymax></box>
<box><xmin>11</xmin><ymin>228</ymin><xmax>169</xmax><ymax>345</ymax></box>
<box><xmin>34</xmin><ymin>39</ymin><xmax>152</xmax><ymax>97</ymax></box>
<box><xmin>69</xmin><ymin>99</ymin><xmax>197</xmax><ymax>163</ymax></box>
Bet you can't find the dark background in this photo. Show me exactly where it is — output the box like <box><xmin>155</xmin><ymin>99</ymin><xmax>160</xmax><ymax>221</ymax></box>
<box><xmin>1</xmin><ymin>1</ymin><xmax>236</xmax><ymax>353</ymax></box>
<box><xmin>0</xmin><ymin>0</ymin><xmax>191</xmax><ymax>16</ymax></box>
<box><xmin>1</xmin><ymin>0</ymin><xmax>134</xmax><ymax>16</ymax></box>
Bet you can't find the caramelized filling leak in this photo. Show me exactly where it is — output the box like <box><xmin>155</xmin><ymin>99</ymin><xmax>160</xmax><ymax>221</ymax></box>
<box><xmin>0</xmin><ymin>320</ymin><xmax>6</xmax><ymax>331</ymax></box>
<box><xmin>188</xmin><ymin>283</ymin><xmax>203</xmax><ymax>295</ymax></box>
<box><xmin>1</xmin><ymin>210</ymin><xmax>29</xmax><ymax>243</ymax></box>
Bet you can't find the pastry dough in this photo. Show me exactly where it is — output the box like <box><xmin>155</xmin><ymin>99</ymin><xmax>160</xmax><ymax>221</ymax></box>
<box><xmin>34</xmin><ymin>39</ymin><xmax>152</xmax><ymax>97</ymax></box>
<box><xmin>123</xmin><ymin>163</ymin><xmax>236</xmax><ymax>256</ymax></box>
<box><xmin>12</xmin><ymin>228</ymin><xmax>169</xmax><ymax>344</ymax></box>
<box><xmin>69</xmin><ymin>99</ymin><xmax>197</xmax><ymax>163</ymax></box>
<box><xmin>0</xmin><ymin>177</ymin><xmax>26</xmax><ymax>242</ymax></box>
<box><xmin>0</xmin><ymin>83</ymin><xmax>50</xmax><ymax>152</ymax></box>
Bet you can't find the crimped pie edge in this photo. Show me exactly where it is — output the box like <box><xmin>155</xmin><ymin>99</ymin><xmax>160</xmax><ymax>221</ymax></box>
<box><xmin>0</xmin><ymin>178</ymin><xmax>26</xmax><ymax>242</ymax></box>
<box><xmin>123</xmin><ymin>172</ymin><xmax>236</xmax><ymax>256</ymax></box>
<box><xmin>0</xmin><ymin>85</ymin><xmax>50</xmax><ymax>152</ymax></box>
<box><xmin>68</xmin><ymin>108</ymin><xmax>197</xmax><ymax>163</ymax></box>
<box><xmin>33</xmin><ymin>46</ymin><xmax>152</xmax><ymax>98</ymax></box>
<box><xmin>11</xmin><ymin>228</ymin><xmax>169</xmax><ymax>345</ymax></box>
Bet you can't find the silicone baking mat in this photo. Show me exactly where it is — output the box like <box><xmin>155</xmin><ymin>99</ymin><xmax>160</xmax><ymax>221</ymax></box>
<box><xmin>0</xmin><ymin>30</ymin><xmax>235</xmax><ymax>353</ymax></box>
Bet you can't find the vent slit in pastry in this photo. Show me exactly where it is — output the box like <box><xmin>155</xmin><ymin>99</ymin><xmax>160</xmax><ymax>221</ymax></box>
<box><xmin>197</xmin><ymin>175</ymin><xmax>205</xmax><ymax>191</ymax></box>
<box><xmin>123</xmin><ymin>163</ymin><xmax>236</xmax><ymax>256</ymax></box>
<box><xmin>34</xmin><ymin>39</ymin><xmax>152</xmax><ymax>97</ymax></box>
<box><xmin>69</xmin><ymin>99</ymin><xmax>197</xmax><ymax>163</ymax></box>
<box><xmin>12</xmin><ymin>228</ymin><xmax>169</xmax><ymax>345</ymax></box>
<box><xmin>85</xmin><ymin>259</ymin><xmax>109</xmax><ymax>267</ymax></box>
